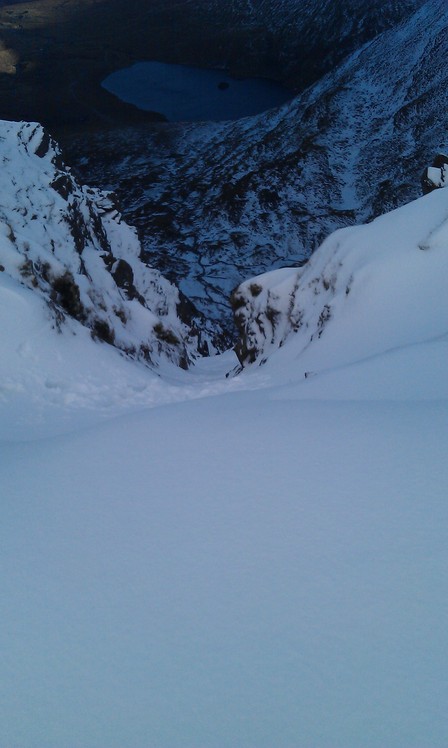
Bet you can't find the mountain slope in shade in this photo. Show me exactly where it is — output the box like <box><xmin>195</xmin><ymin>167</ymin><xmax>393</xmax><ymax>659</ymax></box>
<box><xmin>196</xmin><ymin>0</ymin><xmax>427</xmax><ymax>86</ymax></box>
<box><xmin>68</xmin><ymin>0</ymin><xmax>447</xmax><ymax>338</ymax></box>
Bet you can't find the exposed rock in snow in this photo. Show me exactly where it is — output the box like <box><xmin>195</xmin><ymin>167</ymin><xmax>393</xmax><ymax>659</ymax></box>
<box><xmin>0</xmin><ymin>120</ymin><xmax>213</xmax><ymax>368</ymax></box>
<box><xmin>231</xmin><ymin>176</ymin><xmax>448</xmax><ymax>370</ymax></box>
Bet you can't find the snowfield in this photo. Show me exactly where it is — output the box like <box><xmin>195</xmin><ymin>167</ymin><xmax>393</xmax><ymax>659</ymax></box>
<box><xmin>2</xmin><ymin>171</ymin><xmax>448</xmax><ymax>747</ymax></box>
<box><xmin>2</xmin><ymin>392</ymin><xmax>448</xmax><ymax>748</ymax></box>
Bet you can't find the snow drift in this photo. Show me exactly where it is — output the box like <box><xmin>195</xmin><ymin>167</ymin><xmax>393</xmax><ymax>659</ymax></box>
<box><xmin>2</xmin><ymin>127</ymin><xmax>448</xmax><ymax>748</ymax></box>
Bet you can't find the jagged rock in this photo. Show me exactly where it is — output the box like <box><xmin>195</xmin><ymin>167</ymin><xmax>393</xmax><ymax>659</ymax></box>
<box><xmin>231</xmin><ymin>267</ymin><xmax>304</xmax><ymax>367</ymax></box>
<box><xmin>0</xmin><ymin>120</ymin><xmax>212</xmax><ymax>368</ymax></box>
<box><xmin>111</xmin><ymin>258</ymin><xmax>139</xmax><ymax>300</ymax></box>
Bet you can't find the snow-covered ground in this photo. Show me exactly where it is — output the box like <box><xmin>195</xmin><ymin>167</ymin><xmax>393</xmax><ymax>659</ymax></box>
<box><xmin>2</xmin><ymin>210</ymin><xmax>448</xmax><ymax>747</ymax></box>
<box><xmin>2</xmin><ymin>352</ymin><xmax>448</xmax><ymax>747</ymax></box>
<box><xmin>2</xmin><ymin>127</ymin><xmax>448</xmax><ymax>746</ymax></box>
<box><xmin>231</xmin><ymin>180</ymin><xmax>448</xmax><ymax>378</ymax></box>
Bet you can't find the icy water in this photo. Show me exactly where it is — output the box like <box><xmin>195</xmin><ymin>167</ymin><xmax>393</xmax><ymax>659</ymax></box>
<box><xmin>102</xmin><ymin>61</ymin><xmax>292</xmax><ymax>122</ymax></box>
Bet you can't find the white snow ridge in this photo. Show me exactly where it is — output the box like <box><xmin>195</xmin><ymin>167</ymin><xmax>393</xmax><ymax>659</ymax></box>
<box><xmin>232</xmin><ymin>180</ymin><xmax>448</xmax><ymax>382</ymax></box>
<box><xmin>1</xmin><ymin>117</ymin><xmax>448</xmax><ymax>748</ymax></box>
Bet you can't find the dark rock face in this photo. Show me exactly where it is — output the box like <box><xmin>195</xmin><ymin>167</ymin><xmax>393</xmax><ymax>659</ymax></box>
<box><xmin>50</xmin><ymin>271</ymin><xmax>87</xmax><ymax>322</ymax></box>
<box><xmin>111</xmin><ymin>259</ymin><xmax>137</xmax><ymax>299</ymax></box>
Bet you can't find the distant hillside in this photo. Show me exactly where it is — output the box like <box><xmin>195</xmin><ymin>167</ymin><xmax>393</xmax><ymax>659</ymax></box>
<box><xmin>0</xmin><ymin>0</ymin><xmax>426</xmax><ymax>128</ymax></box>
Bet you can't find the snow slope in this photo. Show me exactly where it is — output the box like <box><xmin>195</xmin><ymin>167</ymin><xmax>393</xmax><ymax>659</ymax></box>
<box><xmin>231</xmin><ymin>178</ymin><xmax>448</xmax><ymax>373</ymax></box>
<box><xmin>2</xmin><ymin>141</ymin><xmax>448</xmax><ymax>746</ymax></box>
<box><xmin>2</xmin><ymin>393</ymin><xmax>448</xmax><ymax>748</ymax></box>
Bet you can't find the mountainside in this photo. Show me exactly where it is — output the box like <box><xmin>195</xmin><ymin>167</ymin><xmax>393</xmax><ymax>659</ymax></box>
<box><xmin>67</xmin><ymin>0</ymin><xmax>447</xmax><ymax>341</ymax></box>
<box><xmin>0</xmin><ymin>0</ymin><xmax>425</xmax><ymax>128</ymax></box>
<box><xmin>198</xmin><ymin>0</ymin><xmax>426</xmax><ymax>85</ymax></box>
<box><xmin>3</xmin><ymin>4</ymin><xmax>448</xmax><ymax>747</ymax></box>
<box><xmin>231</xmin><ymin>174</ymin><xmax>448</xmax><ymax>376</ymax></box>
<box><xmin>2</xmin><ymin>117</ymin><xmax>448</xmax><ymax>748</ymax></box>
<box><xmin>0</xmin><ymin>120</ymin><xmax>214</xmax><ymax>369</ymax></box>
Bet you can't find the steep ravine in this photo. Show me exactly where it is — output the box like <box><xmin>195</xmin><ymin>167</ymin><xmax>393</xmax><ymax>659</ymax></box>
<box><xmin>2</xmin><ymin>0</ymin><xmax>445</xmax><ymax>350</ymax></box>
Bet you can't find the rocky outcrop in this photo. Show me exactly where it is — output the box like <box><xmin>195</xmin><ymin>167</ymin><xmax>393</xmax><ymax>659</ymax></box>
<box><xmin>231</xmin><ymin>262</ymin><xmax>331</xmax><ymax>368</ymax></box>
<box><xmin>0</xmin><ymin>120</ymin><xmax>211</xmax><ymax>368</ymax></box>
<box><xmin>231</xmin><ymin>268</ymin><xmax>305</xmax><ymax>366</ymax></box>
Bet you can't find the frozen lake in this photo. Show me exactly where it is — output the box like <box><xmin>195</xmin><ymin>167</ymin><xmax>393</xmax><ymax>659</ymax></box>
<box><xmin>102</xmin><ymin>61</ymin><xmax>293</xmax><ymax>122</ymax></box>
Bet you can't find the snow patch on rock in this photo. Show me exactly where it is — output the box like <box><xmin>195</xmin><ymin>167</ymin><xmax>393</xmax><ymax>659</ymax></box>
<box><xmin>0</xmin><ymin>120</ymin><xmax>209</xmax><ymax>368</ymax></box>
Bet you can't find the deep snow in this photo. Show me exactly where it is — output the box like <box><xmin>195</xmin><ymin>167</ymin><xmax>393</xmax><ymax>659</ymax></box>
<box><xmin>2</xmin><ymin>381</ymin><xmax>448</xmax><ymax>748</ymax></box>
<box><xmin>2</xmin><ymin>126</ymin><xmax>448</xmax><ymax>747</ymax></box>
<box><xmin>2</xmin><ymin>278</ymin><xmax>448</xmax><ymax>748</ymax></box>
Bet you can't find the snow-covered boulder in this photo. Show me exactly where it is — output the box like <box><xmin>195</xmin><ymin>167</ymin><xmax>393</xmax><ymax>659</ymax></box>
<box><xmin>231</xmin><ymin>183</ymin><xmax>448</xmax><ymax>372</ymax></box>
<box><xmin>0</xmin><ymin>120</ymin><xmax>207</xmax><ymax>368</ymax></box>
<box><xmin>421</xmin><ymin>151</ymin><xmax>448</xmax><ymax>194</ymax></box>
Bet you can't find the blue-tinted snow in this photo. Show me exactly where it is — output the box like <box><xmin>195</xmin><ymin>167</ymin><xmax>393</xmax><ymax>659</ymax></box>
<box><xmin>2</xmin><ymin>119</ymin><xmax>448</xmax><ymax>748</ymax></box>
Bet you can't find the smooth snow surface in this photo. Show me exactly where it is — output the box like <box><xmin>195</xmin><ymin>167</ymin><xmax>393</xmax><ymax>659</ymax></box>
<box><xmin>2</xmin><ymin>180</ymin><xmax>448</xmax><ymax>747</ymax></box>
<box><xmin>2</xmin><ymin>302</ymin><xmax>448</xmax><ymax>748</ymax></box>
<box><xmin>2</xmin><ymin>394</ymin><xmax>448</xmax><ymax>748</ymax></box>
